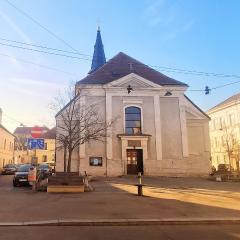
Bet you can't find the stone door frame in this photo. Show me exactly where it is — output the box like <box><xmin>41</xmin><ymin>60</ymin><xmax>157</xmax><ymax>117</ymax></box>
<box><xmin>118</xmin><ymin>135</ymin><xmax>150</xmax><ymax>175</ymax></box>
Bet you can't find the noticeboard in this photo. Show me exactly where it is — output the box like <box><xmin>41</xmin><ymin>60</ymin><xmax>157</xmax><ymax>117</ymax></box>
<box><xmin>89</xmin><ymin>157</ymin><xmax>102</xmax><ymax>166</ymax></box>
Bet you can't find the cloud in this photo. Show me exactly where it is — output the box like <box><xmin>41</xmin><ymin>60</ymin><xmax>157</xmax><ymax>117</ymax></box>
<box><xmin>144</xmin><ymin>0</ymin><xmax>195</xmax><ymax>41</ymax></box>
<box><xmin>9</xmin><ymin>77</ymin><xmax>62</xmax><ymax>89</ymax></box>
<box><xmin>0</xmin><ymin>9</ymin><xmax>40</xmax><ymax>66</ymax></box>
<box><xmin>0</xmin><ymin>9</ymin><xmax>32</xmax><ymax>44</ymax></box>
<box><xmin>145</xmin><ymin>0</ymin><xmax>175</xmax><ymax>27</ymax></box>
<box><xmin>145</xmin><ymin>0</ymin><xmax>166</xmax><ymax>18</ymax></box>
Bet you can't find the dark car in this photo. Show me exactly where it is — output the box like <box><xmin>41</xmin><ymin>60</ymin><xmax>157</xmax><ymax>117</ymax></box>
<box><xmin>13</xmin><ymin>164</ymin><xmax>32</xmax><ymax>187</ymax></box>
<box><xmin>38</xmin><ymin>164</ymin><xmax>52</xmax><ymax>176</ymax></box>
<box><xmin>2</xmin><ymin>164</ymin><xmax>17</xmax><ymax>175</ymax></box>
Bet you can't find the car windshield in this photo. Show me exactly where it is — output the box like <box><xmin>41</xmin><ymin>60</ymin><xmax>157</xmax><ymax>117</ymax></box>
<box><xmin>5</xmin><ymin>164</ymin><xmax>15</xmax><ymax>168</ymax></box>
<box><xmin>18</xmin><ymin>165</ymin><xmax>31</xmax><ymax>172</ymax></box>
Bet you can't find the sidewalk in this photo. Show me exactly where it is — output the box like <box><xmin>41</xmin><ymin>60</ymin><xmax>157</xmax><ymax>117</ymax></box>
<box><xmin>0</xmin><ymin>176</ymin><xmax>240</xmax><ymax>224</ymax></box>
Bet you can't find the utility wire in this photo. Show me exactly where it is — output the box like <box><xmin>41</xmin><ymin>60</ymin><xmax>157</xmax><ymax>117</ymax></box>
<box><xmin>1</xmin><ymin>42</ymin><xmax>240</xmax><ymax>92</ymax></box>
<box><xmin>0</xmin><ymin>37</ymin><xmax>92</xmax><ymax>58</ymax></box>
<box><xmin>2</xmin><ymin>40</ymin><xmax>240</xmax><ymax>81</ymax></box>
<box><xmin>4</xmin><ymin>0</ymin><xmax>81</xmax><ymax>54</ymax></box>
<box><xmin>4</xmin><ymin>0</ymin><xmax>240</xmax><ymax>94</ymax></box>
<box><xmin>0</xmin><ymin>52</ymin><xmax>80</xmax><ymax>77</ymax></box>
<box><xmin>0</xmin><ymin>42</ymin><xmax>92</xmax><ymax>61</ymax></box>
<box><xmin>1</xmin><ymin>37</ymin><xmax>240</xmax><ymax>79</ymax></box>
<box><xmin>2</xmin><ymin>41</ymin><xmax>240</xmax><ymax>92</ymax></box>
<box><xmin>211</xmin><ymin>80</ymin><xmax>240</xmax><ymax>90</ymax></box>
<box><xmin>4</xmin><ymin>113</ymin><xmax>25</xmax><ymax>126</ymax></box>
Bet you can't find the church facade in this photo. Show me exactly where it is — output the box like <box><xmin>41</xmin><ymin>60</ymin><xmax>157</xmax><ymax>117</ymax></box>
<box><xmin>56</xmin><ymin>29</ymin><xmax>211</xmax><ymax>176</ymax></box>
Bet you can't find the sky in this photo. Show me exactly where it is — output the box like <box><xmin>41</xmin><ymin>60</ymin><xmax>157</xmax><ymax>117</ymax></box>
<box><xmin>0</xmin><ymin>0</ymin><xmax>240</xmax><ymax>132</ymax></box>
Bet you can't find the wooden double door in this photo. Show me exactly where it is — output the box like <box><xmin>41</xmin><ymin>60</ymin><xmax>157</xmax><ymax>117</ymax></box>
<box><xmin>126</xmin><ymin>149</ymin><xmax>143</xmax><ymax>175</ymax></box>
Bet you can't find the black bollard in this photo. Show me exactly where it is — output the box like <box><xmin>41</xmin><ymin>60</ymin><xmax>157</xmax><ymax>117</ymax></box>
<box><xmin>137</xmin><ymin>184</ymin><xmax>143</xmax><ymax>196</ymax></box>
<box><xmin>136</xmin><ymin>172</ymin><xmax>143</xmax><ymax>196</ymax></box>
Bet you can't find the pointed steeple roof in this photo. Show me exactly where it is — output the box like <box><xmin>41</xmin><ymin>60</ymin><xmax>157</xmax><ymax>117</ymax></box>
<box><xmin>89</xmin><ymin>27</ymin><xmax>106</xmax><ymax>74</ymax></box>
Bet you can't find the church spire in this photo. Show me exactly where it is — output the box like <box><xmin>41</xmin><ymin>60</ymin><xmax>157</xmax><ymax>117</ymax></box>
<box><xmin>89</xmin><ymin>27</ymin><xmax>106</xmax><ymax>73</ymax></box>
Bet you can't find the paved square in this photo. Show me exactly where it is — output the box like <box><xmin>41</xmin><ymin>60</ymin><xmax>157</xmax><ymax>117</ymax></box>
<box><xmin>0</xmin><ymin>175</ymin><xmax>240</xmax><ymax>222</ymax></box>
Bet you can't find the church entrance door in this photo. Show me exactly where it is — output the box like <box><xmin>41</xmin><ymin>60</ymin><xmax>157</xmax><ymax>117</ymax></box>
<box><xmin>126</xmin><ymin>149</ymin><xmax>143</xmax><ymax>174</ymax></box>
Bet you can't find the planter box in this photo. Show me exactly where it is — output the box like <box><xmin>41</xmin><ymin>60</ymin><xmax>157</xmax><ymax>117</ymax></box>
<box><xmin>47</xmin><ymin>185</ymin><xmax>84</xmax><ymax>193</ymax></box>
<box><xmin>47</xmin><ymin>172</ymin><xmax>85</xmax><ymax>193</ymax></box>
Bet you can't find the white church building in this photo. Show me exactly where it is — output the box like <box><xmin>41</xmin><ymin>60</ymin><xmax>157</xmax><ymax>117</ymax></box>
<box><xmin>56</xmin><ymin>29</ymin><xmax>211</xmax><ymax>176</ymax></box>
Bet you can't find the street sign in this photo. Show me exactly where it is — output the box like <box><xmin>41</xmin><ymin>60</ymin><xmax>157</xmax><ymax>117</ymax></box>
<box><xmin>31</xmin><ymin>127</ymin><xmax>43</xmax><ymax>138</ymax></box>
<box><xmin>27</xmin><ymin>138</ymin><xmax>45</xmax><ymax>150</ymax></box>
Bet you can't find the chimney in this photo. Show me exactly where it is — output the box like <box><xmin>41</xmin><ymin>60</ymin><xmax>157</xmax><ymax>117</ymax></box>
<box><xmin>0</xmin><ymin>108</ymin><xmax>2</xmax><ymax>124</ymax></box>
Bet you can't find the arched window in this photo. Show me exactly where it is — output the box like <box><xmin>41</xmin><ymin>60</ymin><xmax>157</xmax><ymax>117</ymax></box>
<box><xmin>125</xmin><ymin>106</ymin><xmax>141</xmax><ymax>135</ymax></box>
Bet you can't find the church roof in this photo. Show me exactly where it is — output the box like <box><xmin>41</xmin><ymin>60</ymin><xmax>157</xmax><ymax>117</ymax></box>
<box><xmin>77</xmin><ymin>52</ymin><xmax>188</xmax><ymax>86</ymax></box>
<box><xmin>89</xmin><ymin>28</ymin><xmax>106</xmax><ymax>74</ymax></box>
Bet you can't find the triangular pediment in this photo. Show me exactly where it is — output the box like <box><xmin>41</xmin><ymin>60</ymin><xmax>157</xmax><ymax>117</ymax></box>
<box><xmin>183</xmin><ymin>96</ymin><xmax>210</xmax><ymax>120</ymax></box>
<box><xmin>186</xmin><ymin>109</ymin><xmax>202</xmax><ymax>119</ymax></box>
<box><xmin>104</xmin><ymin>73</ymin><xmax>161</xmax><ymax>88</ymax></box>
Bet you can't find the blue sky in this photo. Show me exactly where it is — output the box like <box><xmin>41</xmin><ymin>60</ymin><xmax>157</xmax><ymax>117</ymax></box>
<box><xmin>0</xmin><ymin>0</ymin><xmax>240</xmax><ymax>131</ymax></box>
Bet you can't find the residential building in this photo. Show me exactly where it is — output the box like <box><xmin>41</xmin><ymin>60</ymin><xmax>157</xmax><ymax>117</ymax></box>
<box><xmin>35</xmin><ymin>127</ymin><xmax>56</xmax><ymax>164</ymax></box>
<box><xmin>14</xmin><ymin>126</ymin><xmax>49</xmax><ymax>164</ymax></box>
<box><xmin>207</xmin><ymin>93</ymin><xmax>240</xmax><ymax>171</ymax></box>
<box><xmin>56</xmin><ymin>29</ymin><xmax>211</xmax><ymax>176</ymax></box>
<box><xmin>0</xmin><ymin>108</ymin><xmax>15</xmax><ymax>169</ymax></box>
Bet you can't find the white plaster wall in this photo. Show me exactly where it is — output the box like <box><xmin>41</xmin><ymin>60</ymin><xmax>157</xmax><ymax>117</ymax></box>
<box><xmin>160</xmin><ymin>97</ymin><xmax>182</xmax><ymax>159</ymax></box>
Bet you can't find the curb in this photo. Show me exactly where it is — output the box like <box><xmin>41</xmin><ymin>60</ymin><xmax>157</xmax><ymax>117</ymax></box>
<box><xmin>1</xmin><ymin>218</ymin><xmax>240</xmax><ymax>226</ymax></box>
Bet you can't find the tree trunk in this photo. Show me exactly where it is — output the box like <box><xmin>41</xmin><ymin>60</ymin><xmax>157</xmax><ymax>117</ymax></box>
<box><xmin>67</xmin><ymin>149</ymin><xmax>72</xmax><ymax>173</ymax></box>
<box><xmin>63</xmin><ymin>146</ymin><xmax>67</xmax><ymax>173</ymax></box>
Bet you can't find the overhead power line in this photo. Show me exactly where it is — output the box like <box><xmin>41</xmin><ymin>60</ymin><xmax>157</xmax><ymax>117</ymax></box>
<box><xmin>211</xmin><ymin>80</ymin><xmax>240</xmax><ymax>90</ymax></box>
<box><xmin>0</xmin><ymin>42</ymin><xmax>92</xmax><ymax>61</ymax></box>
<box><xmin>4</xmin><ymin>0</ymin><xmax>81</xmax><ymax>54</ymax></box>
<box><xmin>0</xmin><ymin>52</ymin><xmax>79</xmax><ymax>77</ymax></box>
<box><xmin>3</xmin><ymin>0</ymin><xmax>240</xmax><ymax>95</ymax></box>
<box><xmin>0</xmin><ymin>37</ymin><xmax>92</xmax><ymax>58</ymax></box>
<box><xmin>4</xmin><ymin>113</ymin><xmax>25</xmax><ymax>126</ymax></box>
<box><xmin>1</xmin><ymin>40</ymin><xmax>240</xmax><ymax>93</ymax></box>
<box><xmin>1</xmin><ymin>36</ymin><xmax>240</xmax><ymax>80</ymax></box>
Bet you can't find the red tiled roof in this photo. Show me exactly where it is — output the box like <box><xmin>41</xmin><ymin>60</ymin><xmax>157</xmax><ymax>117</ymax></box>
<box><xmin>77</xmin><ymin>52</ymin><xmax>188</xmax><ymax>86</ymax></box>
<box><xmin>41</xmin><ymin>127</ymin><xmax>56</xmax><ymax>139</ymax></box>
<box><xmin>14</xmin><ymin>126</ymin><xmax>49</xmax><ymax>136</ymax></box>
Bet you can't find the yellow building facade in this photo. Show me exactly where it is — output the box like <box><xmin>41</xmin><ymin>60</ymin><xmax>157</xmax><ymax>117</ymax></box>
<box><xmin>207</xmin><ymin>93</ymin><xmax>240</xmax><ymax>171</ymax></box>
<box><xmin>35</xmin><ymin>138</ymin><xmax>55</xmax><ymax>164</ymax></box>
<box><xmin>0</xmin><ymin>124</ymin><xmax>15</xmax><ymax>170</ymax></box>
<box><xmin>14</xmin><ymin>127</ymin><xmax>55</xmax><ymax>164</ymax></box>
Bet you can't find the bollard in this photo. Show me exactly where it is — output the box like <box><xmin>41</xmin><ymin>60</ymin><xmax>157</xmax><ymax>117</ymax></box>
<box><xmin>138</xmin><ymin>172</ymin><xmax>142</xmax><ymax>185</ymax></box>
<box><xmin>137</xmin><ymin>184</ymin><xmax>143</xmax><ymax>196</ymax></box>
<box><xmin>136</xmin><ymin>172</ymin><xmax>144</xmax><ymax>196</ymax></box>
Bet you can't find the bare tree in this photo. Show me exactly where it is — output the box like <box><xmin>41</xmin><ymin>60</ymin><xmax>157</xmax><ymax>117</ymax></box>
<box><xmin>52</xmin><ymin>85</ymin><xmax>114</xmax><ymax>173</ymax></box>
<box><xmin>220</xmin><ymin>121</ymin><xmax>239</xmax><ymax>171</ymax></box>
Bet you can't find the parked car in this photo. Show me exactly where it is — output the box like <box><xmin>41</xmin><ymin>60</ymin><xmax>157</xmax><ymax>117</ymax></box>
<box><xmin>13</xmin><ymin>164</ymin><xmax>32</xmax><ymax>187</ymax></box>
<box><xmin>1</xmin><ymin>164</ymin><xmax>17</xmax><ymax>175</ymax></box>
<box><xmin>46</xmin><ymin>162</ymin><xmax>56</xmax><ymax>173</ymax></box>
<box><xmin>38</xmin><ymin>163</ymin><xmax>52</xmax><ymax>176</ymax></box>
<box><xmin>218</xmin><ymin>164</ymin><xmax>231</xmax><ymax>172</ymax></box>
